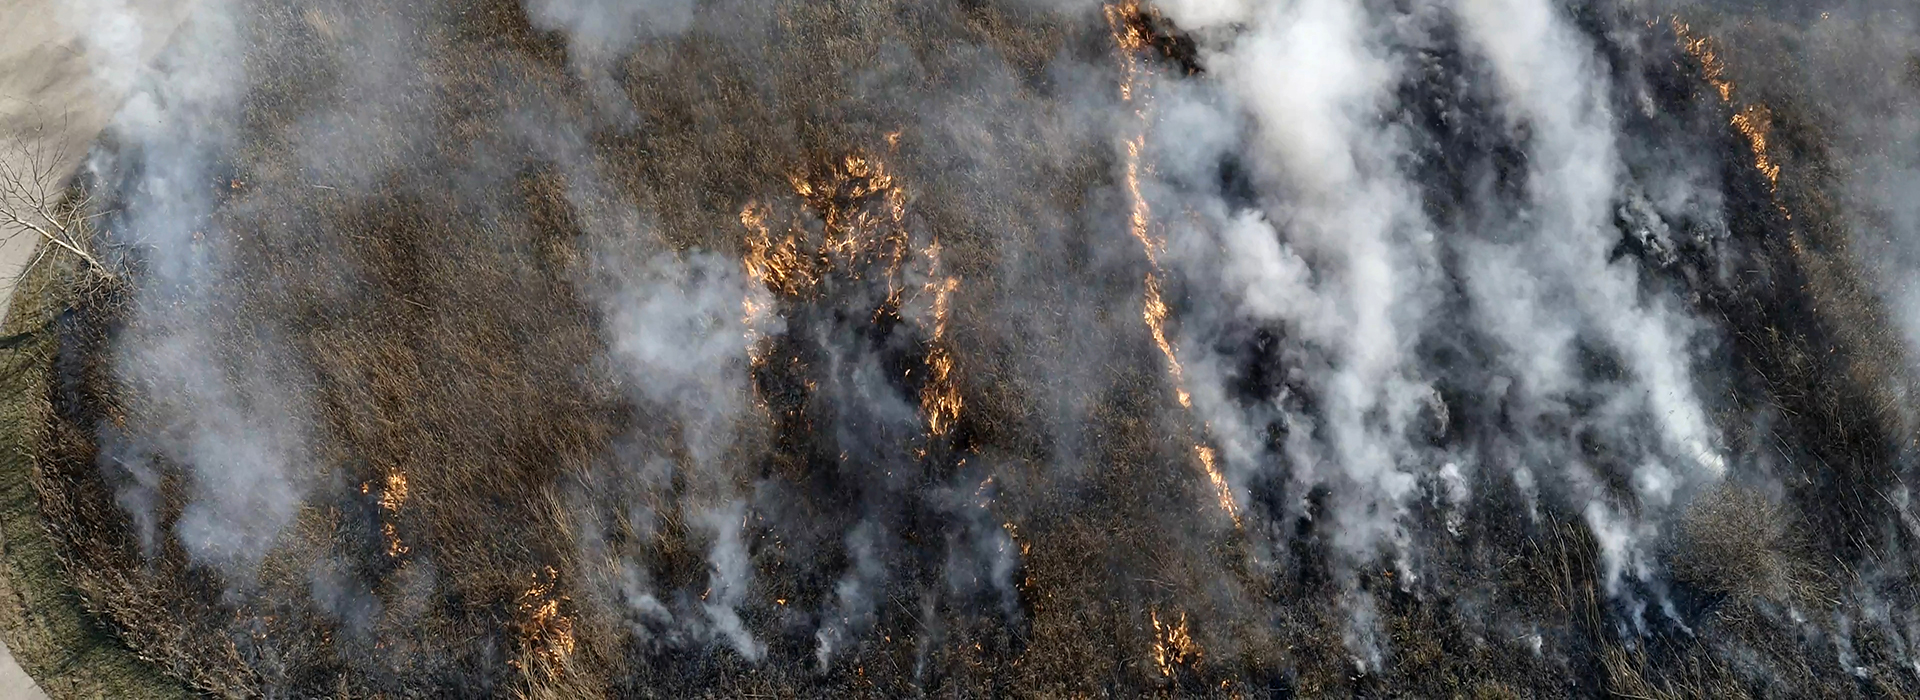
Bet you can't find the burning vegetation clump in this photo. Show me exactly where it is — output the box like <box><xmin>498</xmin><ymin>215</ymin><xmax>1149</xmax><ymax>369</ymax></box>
<box><xmin>15</xmin><ymin>0</ymin><xmax>1920</xmax><ymax>697</ymax></box>
<box><xmin>739</xmin><ymin>147</ymin><xmax>968</xmax><ymax>462</ymax></box>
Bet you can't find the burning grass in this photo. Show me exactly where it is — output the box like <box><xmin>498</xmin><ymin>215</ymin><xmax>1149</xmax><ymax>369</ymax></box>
<box><xmin>16</xmin><ymin>0</ymin><xmax>1920</xmax><ymax>697</ymax></box>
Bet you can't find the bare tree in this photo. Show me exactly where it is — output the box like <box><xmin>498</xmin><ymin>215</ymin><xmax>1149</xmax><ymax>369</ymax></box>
<box><xmin>0</xmin><ymin>114</ymin><xmax>114</xmax><ymax>282</ymax></box>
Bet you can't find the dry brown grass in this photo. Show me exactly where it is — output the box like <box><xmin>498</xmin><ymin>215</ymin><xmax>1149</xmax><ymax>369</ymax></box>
<box><xmin>1602</xmin><ymin>644</ymin><xmax>1750</xmax><ymax>700</ymax></box>
<box><xmin>0</xmin><ymin>208</ymin><xmax>186</xmax><ymax>697</ymax></box>
<box><xmin>17</xmin><ymin>1</ymin><xmax>1920</xmax><ymax>698</ymax></box>
<box><xmin>1672</xmin><ymin>484</ymin><xmax>1831</xmax><ymax>610</ymax></box>
<box><xmin>29</xmin><ymin>0</ymin><xmax>1184</xmax><ymax>696</ymax></box>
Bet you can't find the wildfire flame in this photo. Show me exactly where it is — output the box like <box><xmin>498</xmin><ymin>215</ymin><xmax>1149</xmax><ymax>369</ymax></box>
<box><xmin>1104</xmin><ymin>0</ymin><xmax>1152</xmax><ymax>102</ymax></box>
<box><xmin>921</xmin><ymin>239</ymin><xmax>963</xmax><ymax>435</ymax></box>
<box><xmin>1673</xmin><ymin>17</ymin><xmax>1784</xmax><ymax>194</ymax></box>
<box><xmin>739</xmin><ymin>144</ymin><xmax>964</xmax><ymax>439</ymax></box>
<box><xmin>1730</xmin><ymin>104</ymin><xmax>1782</xmax><ymax>187</ymax></box>
<box><xmin>1193</xmin><ymin>445</ymin><xmax>1232</xmax><ymax>521</ymax></box>
<box><xmin>740</xmin><ymin>201</ymin><xmax>819</xmax><ymax>299</ymax></box>
<box><xmin>382</xmin><ymin>522</ymin><xmax>407</xmax><ymax>557</ymax></box>
<box><xmin>740</xmin><ymin>153</ymin><xmax>909</xmax><ymax>302</ymax></box>
<box><xmin>359</xmin><ymin>470</ymin><xmax>410</xmax><ymax>557</ymax></box>
<box><xmin>1142</xmin><ymin>274</ymin><xmax>1190</xmax><ymax>409</ymax></box>
<box><xmin>380</xmin><ymin>470</ymin><xmax>409</xmax><ymax>512</ymax></box>
<box><xmin>1149</xmin><ymin>608</ymin><xmax>1200</xmax><ymax>679</ymax></box>
<box><xmin>514</xmin><ymin>566</ymin><xmax>577</xmax><ymax>670</ymax></box>
<box><xmin>1107</xmin><ymin>0</ymin><xmax>1238</xmax><ymax>526</ymax></box>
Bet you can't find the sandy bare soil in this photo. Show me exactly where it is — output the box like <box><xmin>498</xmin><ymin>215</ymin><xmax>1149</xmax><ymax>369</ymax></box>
<box><xmin>0</xmin><ymin>0</ymin><xmax>190</xmax><ymax>317</ymax></box>
<box><xmin>0</xmin><ymin>0</ymin><xmax>189</xmax><ymax>696</ymax></box>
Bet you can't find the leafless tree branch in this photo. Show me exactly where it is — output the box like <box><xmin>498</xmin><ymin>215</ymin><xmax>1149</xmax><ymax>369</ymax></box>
<box><xmin>0</xmin><ymin>110</ymin><xmax>115</xmax><ymax>283</ymax></box>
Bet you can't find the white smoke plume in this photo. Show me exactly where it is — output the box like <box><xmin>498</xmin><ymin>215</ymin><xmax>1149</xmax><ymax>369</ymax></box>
<box><xmin>1138</xmin><ymin>0</ymin><xmax>1443</xmax><ymax>657</ymax></box>
<box><xmin>1455</xmin><ymin>0</ymin><xmax>1723</xmax><ymax>593</ymax></box>
<box><xmin>1122</xmin><ymin>0</ymin><xmax>1738</xmax><ymax>661</ymax></box>
<box><xmin>698</xmin><ymin>502</ymin><xmax>766</xmax><ymax>662</ymax></box>
<box><xmin>1215</xmin><ymin>0</ymin><xmax>1439</xmax><ymax>557</ymax></box>
<box><xmin>74</xmin><ymin>0</ymin><xmax>317</xmax><ymax>580</ymax></box>
<box><xmin>57</xmin><ymin>0</ymin><xmax>164</xmax><ymax>98</ymax></box>
<box><xmin>601</xmin><ymin>249</ymin><xmax>764</xmax><ymax>474</ymax></box>
<box><xmin>523</xmin><ymin>0</ymin><xmax>710</xmax><ymax>120</ymax></box>
<box><xmin>815</xmin><ymin>520</ymin><xmax>886</xmax><ymax>670</ymax></box>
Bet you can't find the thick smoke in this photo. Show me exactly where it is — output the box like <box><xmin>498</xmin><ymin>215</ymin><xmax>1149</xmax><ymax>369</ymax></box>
<box><xmin>57</xmin><ymin>0</ymin><xmax>160</xmax><ymax>98</ymax></box>
<box><xmin>1207</xmin><ymin>0</ymin><xmax>1440</xmax><ymax>558</ymax></box>
<box><xmin>1140</xmin><ymin>0</ymin><xmax>1446</xmax><ymax>659</ymax></box>
<box><xmin>600</xmin><ymin>250</ymin><xmax>762</xmax><ymax>479</ymax></box>
<box><xmin>1139</xmin><ymin>0</ymin><xmax>1734</xmax><ymax>654</ymax></box>
<box><xmin>1455</xmin><ymin>0</ymin><xmax>1724</xmax><ymax>595</ymax></box>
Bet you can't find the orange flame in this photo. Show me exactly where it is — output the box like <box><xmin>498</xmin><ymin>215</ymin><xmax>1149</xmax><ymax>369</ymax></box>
<box><xmin>1108</xmin><ymin>2</ymin><xmax>1238</xmax><ymax>526</ymax></box>
<box><xmin>740</xmin><ymin>201</ymin><xmax>818</xmax><ymax>298</ymax></box>
<box><xmin>1730</xmin><ymin>104</ymin><xmax>1782</xmax><ymax>188</ymax></box>
<box><xmin>739</xmin><ymin>146</ymin><xmax>965</xmax><ymax>439</ymax></box>
<box><xmin>1149</xmin><ymin>608</ymin><xmax>1201</xmax><ymax>678</ymax></box>
<box><xmin>1672</xmin><ymin>19</ymin><xmax>1732</xmax><ymax>102</ymax></box>
<box><xmin>1673</xmin><ymin>17</ymin><xmax>1784</xmax><ymax>195</ymax></box>
<box><xmin>379</xmin><ymin>471</ymin><xmax>409</xmax><ymax>513</ymax></box>
<box><xmin>740</xmin><ymin>153</ymin><xmax>909</xmax><ymax>301</ymax></box>
<box><xmin>1193</xmin><ymin>445</ymin><xmax>1235</xmax><ymax>528</ymax></box>
<box><xmin>921</xmin><ymin>240</ymin><xmax>964</xmax><ymax>435</ymax></box>
<box><xmin>361</xmin><ymin>470</ymin><xmax>410</xmax><ymax>557</ymax></box>
<box><xmin>1104</xmin><ymin>0</ymin><xmax>1152</xmax><ymax>103</ymax></box>
<box><xmin>1142</xmin><ymin>273</ymin><xmax>1190</xmax><ymax>409</ymax></box>
<box><xmin>382</xmin><ymin>522</ymin><xmax>408</xmax><ymax>557</ymax></box>
<box><xmin>514</xmin><ymin>566</ymin><xmax>577</xmax><ymax>670</ymax></box>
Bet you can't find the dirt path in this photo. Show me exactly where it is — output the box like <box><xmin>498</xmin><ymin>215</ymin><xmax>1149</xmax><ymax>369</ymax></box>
<box><xmin>0</xmin><ymin>643</ymin><xmax>38</xmax><ymax>700</ymax></box>
<box><xmin>0</xmin><ymin>0</ymin><xmax>192</xmax><ymax>696</ymax></box>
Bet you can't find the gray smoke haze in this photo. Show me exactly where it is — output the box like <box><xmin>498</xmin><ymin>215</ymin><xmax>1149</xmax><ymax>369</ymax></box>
<box><xmin>1702</xmin><ymin>0</ymin><xmax>1920</xmax><ymax>675</ymax></box>
<box><xmin>1782</xmin><ymin>5</ymin><xmax>1920</xmax><ymax>406</ymax></box>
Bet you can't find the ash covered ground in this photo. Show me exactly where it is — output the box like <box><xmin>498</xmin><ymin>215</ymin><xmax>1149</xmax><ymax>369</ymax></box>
<box><xmin>17</xmin><ymin>0</ymin><xmax>1920</xmax><ymax>696</ymax></box>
